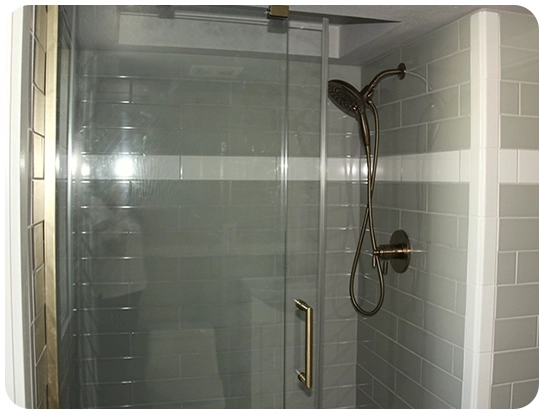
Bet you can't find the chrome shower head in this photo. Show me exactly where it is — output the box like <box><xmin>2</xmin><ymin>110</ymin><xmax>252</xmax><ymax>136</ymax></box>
<box><xmin>327</xmin><ymin>79</ymin><xmax>366</xmax><ymax>118</ymax></box>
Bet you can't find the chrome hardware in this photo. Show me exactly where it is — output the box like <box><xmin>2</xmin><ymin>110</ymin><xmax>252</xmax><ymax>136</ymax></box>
<box><xmin>294</xmin><ymin>299</ymin><xmax>313</xmax><ymax>389</ymax></box>
<box><xmin>374</xmin><ymin>229</ymin><xmax>411</xmax><ymax>273</ymax></box>
<box><xmin>267</xmin><ymin>5</ymin><xmax>289</xmax><ymax>19</ymax></box>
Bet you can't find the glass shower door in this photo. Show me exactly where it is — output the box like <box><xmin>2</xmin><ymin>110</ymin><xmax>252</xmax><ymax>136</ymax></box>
<box><xmin>69</xmin><ymin>6</ymin><xmax>309</xmax><ymax>409</ymax></box>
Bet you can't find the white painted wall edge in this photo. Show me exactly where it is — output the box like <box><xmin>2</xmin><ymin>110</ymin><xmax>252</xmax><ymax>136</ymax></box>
<box><xmin>3</xmin><ymin>6</ymin><xmax>27</xmax><ymax>408</ymax></box>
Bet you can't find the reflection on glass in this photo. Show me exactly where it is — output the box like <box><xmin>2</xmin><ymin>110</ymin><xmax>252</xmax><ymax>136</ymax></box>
<box><xmin>70</xmin><ymin>5</ymin><xmax>290</xmax><ymax>409</ymax></box>
<box><xmin>80</xmin><ymin>160</ymin><xmax>90</xmax><ymax>177</ymax></box>
<box><xmin>114</xmin><ymin>156</ymin><xmax>134</xmax><ymax>178</ymax></box>
<box><xmin>62</xmin><ymin>4</ymin><xmax>323</xmax><ymax>409</ymax></box>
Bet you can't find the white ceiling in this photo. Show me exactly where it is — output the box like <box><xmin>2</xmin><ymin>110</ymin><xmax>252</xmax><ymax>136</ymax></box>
<box><xmin>290</xmin><ymin>5</ymin><xmax>533</xmax><ymax>64</ymax></box>
<box><xmin>75</xmin><ymin>5</ymin><xmax>533</xmax><ymax>66</ymax></box>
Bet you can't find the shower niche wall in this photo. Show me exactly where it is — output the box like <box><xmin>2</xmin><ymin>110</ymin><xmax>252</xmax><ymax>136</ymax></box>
<box><xmin>61</xmin><ymin>5</ymin><xmax>325</xmax><ymax>409</ymax></box>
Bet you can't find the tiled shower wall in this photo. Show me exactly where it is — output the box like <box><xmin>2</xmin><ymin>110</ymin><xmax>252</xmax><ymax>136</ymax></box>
<box><xmin>320</xmin><ymin>64</ymin><xmax>363</xmax><ymax>409</ymax></box>
<box><xmin>354</xmin><ymin>9</ymin><xmax>539</xmax><ymax>409</ymax></box>
<box><xmin>55</xmin><ymin>7</ymin><xmax>537</xmax><ymax>409</ymax></box>
<box><xmin>69</xmin><ymin>23</ymin><xmax>373</xmax><ymax>409</ymax></box>
<box><xmin>355</xmin><ymin>16</ymin><xmax>471</xmax><ymax>408</ymax></box>
<box><xmin>491</xmin><ymin>11</ymin><xmax>538</xmax><ymax>409</ymax></box>
<box><xmin>68</xmin><ymin>14</ymin><xmax>347</xmax><ymax>404</ymax></box>
<box><xmin>73</xmin><ymin>48</ymin><xmax>299</xmax><ymax>408</ymax></box>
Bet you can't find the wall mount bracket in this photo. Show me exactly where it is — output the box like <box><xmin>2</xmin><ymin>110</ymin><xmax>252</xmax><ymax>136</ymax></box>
<box><xmin>267</xmin><ymin>5</ymin><xmax>289</xmax><ymax>20</ymax></box>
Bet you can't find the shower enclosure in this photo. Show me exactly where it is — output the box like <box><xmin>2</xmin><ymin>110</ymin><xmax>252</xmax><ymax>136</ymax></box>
<box><xmin>11</xmin><ymin>4</ymin><xmax>538</xmax><ymax>410</ymax></box>
<box><xmin>56</xmin><ymin>5</ymin><xmax>326</xmax><ymax>409</ymax></box>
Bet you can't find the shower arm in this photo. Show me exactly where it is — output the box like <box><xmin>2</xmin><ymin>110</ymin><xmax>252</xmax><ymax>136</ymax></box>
<box><xmin>362</xmin><ymin>63</ymin><xmax>406</xmax><ymax>101</ymax></box>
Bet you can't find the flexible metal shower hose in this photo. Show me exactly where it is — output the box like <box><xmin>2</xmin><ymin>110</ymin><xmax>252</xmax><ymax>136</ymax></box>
<box><xmin>350</xmin><ymin>100</ymin><xmax>386</xmax><ymax>316</ymax></box>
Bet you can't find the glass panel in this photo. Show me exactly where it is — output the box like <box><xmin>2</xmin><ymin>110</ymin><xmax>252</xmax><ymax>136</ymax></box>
<box><xmin>68</xmin><ymin>6</ymin><xmax>292</xmax><ymax>409</ymax></box>
<box><xmin>284</xmin><ymin>21</ymin><xmax>324</xmax><ymax>409</ymax></box>
<box><xmin>56</xmin><ymin>7</ymin><xmax>75</xmax><ymax>408</ymax></box>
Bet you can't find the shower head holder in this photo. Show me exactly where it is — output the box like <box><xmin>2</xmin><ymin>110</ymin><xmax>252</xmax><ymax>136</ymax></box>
<box><xmin>362</xmin><ymin>63</ymin><xmax>407</xmax><ymax>101</ymax></box>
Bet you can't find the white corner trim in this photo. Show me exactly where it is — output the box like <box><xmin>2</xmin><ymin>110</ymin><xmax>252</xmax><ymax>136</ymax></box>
<box><xmin>462</xmin><ymin>10</ymin><xmax>501</xmax><ymax>409</ymax></box>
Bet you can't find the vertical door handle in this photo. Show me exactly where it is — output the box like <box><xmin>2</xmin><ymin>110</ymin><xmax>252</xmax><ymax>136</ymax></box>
<box><xmin>294</xmin><ymin>299</ymin><xmax>313</xmax><ymax>389</ymax></box>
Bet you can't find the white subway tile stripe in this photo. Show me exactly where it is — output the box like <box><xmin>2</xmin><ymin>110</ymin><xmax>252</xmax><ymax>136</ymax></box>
<box><xmin>72</xmin><ymin>150</ymin><xmax>537</xmax><ymax>183</ymax></box>
<box><xmin>498</xmin><ymin>149</ymin><xmax>517</xmax><ymax>183</ymax></box>
<box><xmin>517</xmin><ymin>150</ymin><xmax>538</xmax><ymax>183</ymax></box>
<box><xmin>376</xmin><ymin>155</ymin><xmax>401</xmax><ymax>181</ymax></box>
<box><xmin>74</xmin><ymin>155</ymin><xmax>360</xmax><ymax>181</ymax></box>
<box><xmin>180</xmin><ymin>155</ymin><xmax>278</xmax><ymax>181</ymax></box>
<box><xmin>427</xmin><ymin>151</ymin><xmax>461</xmax><ymax>182</ymax></box>
<box><xmin>388</xmin><ymin>151</ymin><xmax>463</xmax><ymax>182</ymax></box>
<box><xmin>80</xmin><ymin>155</ymin><xmax>181</xmax><ymax>180</ymax></box>
<box><xmin>460</xmin><ymin>149</ymin><xmax>471</xmax><ymax>182</ymax></box>
<box><xmin>288</xmin><ymin>157</ymin><xmax>320</xmax><ymax>181</ymax></box>
<box><xmin>400</xmin><ymin>153</ymin><xmax>423</xmax><ymax>182</ymax></box>
<box><xmin>327</xmin><ymin>158</ymin><xmax>364</xmax><ymax>181</ymax></box>
<box><xmin>498</xmin><ymin>149</ymin><xmax>539</xmax><ymax>184</ymax></box>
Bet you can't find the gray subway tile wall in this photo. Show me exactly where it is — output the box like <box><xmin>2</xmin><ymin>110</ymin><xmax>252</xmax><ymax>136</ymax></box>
<box><xmin>320</xmin><ymin>63</ymin><xmax>365</xmax><ymax>409</ymax></box>
<box><xmin>360</xmin><ymin>11</ymin><xmax>538</xmax><ymax>410</ymax></box>
<box><xmin>493</xmin><ymin>189</ymin><xmax>539</xmax><ymax>406</ymax></box>
<box><xmin>355</xmin><ymin>15</ymin><xmax>471</xmax><ymax>409</ymax></box>
<box><xmin>72</xmin><ymin>43</ymin><xmax>306</xmax><ymax>408</ymax></box>
<box><xmin>488</xmin><ymin>10</ymin><xmax>539</xmax><ymax>410</ymax></box>
<box><xmin>58</xmin><ymin>7</ymin><xmax>538</xmax><ymax>409</ymax></box>
<box><xmin>283</xmin><ymin>48</ymin><xmax>322</xmax><ymax>410</ymax></box>
<box><xmin>70</xmin><ymin>14</ymin><xmax>335</xmax><ymax>407</ymax></box>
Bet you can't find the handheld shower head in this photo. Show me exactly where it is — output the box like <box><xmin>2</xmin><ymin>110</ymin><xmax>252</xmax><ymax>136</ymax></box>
<box><xmin>328</xmin><ymin>79</ymin><xmax>371</xmax><ymax>150</ymax></box>
<box><xmin>327</xmin><ymin>63</ymin><xmax>407</xmax><ymax>154</ymax></box>
<box><xmin>327</xmin><ymin>79</ymin><xmax>365</xmax><ymax>118</ymax></box>
<box><xmin>328</xmin><ymin>63</ymin><xmax>407</xmax><ymax>114</ymax></box>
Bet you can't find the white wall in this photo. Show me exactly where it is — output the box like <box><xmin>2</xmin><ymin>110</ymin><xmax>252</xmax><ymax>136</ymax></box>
<box><xmin>3</xmin><ymin>6</ymin><xmax>27</xmax><ymax>408</ymax></box>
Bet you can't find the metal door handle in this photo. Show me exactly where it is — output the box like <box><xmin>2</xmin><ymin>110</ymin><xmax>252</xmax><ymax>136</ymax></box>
<box><xmin>294</xmin><ymin>299</ymin><xmax>313</xmax><ymax>389</ymax></box>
